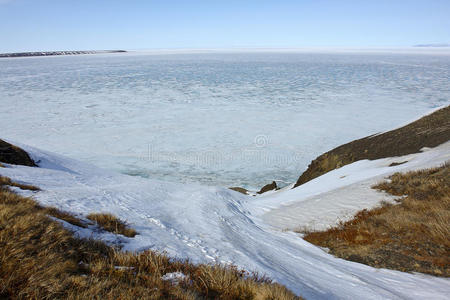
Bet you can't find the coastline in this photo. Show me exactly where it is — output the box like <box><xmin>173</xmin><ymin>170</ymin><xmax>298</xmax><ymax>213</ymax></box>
<box><xmin>0</xmin><ymin>50</ymin><xmax>126</xmax><ymax>58</ymax></box>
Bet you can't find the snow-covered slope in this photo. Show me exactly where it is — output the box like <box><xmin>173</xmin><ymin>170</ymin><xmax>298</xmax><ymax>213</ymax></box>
<box><xmin>1</xmin><ymin>141</ymin><xmax>449</xmax><ymax>299</ymax></box>
<box><xmin>256</xmin><ymin>142</ymin><xmax>450</xmax><ymax>231</ymax></box>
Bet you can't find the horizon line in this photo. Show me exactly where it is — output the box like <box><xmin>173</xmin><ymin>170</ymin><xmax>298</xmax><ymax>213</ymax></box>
<box><xmin>2</xmin><ymin>46</ymin><xmax>450</xmax><ymax>57</ymax></box>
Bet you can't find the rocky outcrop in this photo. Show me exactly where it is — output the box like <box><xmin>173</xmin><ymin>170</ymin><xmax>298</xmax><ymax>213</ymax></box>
<box><xmin>230</xmin><ymin>181</ymin><xmax>279</xmax><ymax>195</ymax></box>
<box><xmin>257</xmin><ymin>181</ymin><xmax>278</xmax><ymax>194</ymax></box>
<box><xmin>294</xmin><ymin>105</ymin><xmax>450</xmax><ymax>188</ymax></box>
<box><xmin>0</xmin><ymin>139</ymin><xmax>37</xmax><ymax>167</ymax></box>
<box><xmin>229</xmin><ymin>187</ymin><xmax>249</xmax><ymax>195</ymax></box>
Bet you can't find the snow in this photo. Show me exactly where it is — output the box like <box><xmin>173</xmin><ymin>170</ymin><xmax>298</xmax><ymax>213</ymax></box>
<box><xmin>1</xmin><ymin>141</ymin><xmax>449</xmax><ymax>299</ymax></box>
<box><xmin>255</xmin><ymin>142</ymin><xmax>450</xmax><ymax>231</ymax></box>
<box><xmin>50</xmin><ymin>216</ymin><xmax>133</xmax><ymax>247</ymax></box>
<box><xmin>162</xmin><ymin>272</ymin><xmax>187</xmax><ymax>285</ymax></box>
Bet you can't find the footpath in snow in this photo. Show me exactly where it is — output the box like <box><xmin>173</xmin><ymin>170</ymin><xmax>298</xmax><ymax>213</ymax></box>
<box><xmin>1</xmin><ymin>140</ymin><xmax>449</xmax><ymax>299</ymax></box>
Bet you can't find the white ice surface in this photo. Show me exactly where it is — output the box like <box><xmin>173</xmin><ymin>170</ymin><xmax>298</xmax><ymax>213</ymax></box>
<box><xmin>1</xmin><ymin>141</ymin><xmax>449</xmax><ymax>299</ymax></box>
<box><xmin>1</xmin><ymin>52</ymin><xmax>449</xmax><ymax>190</ymax></box>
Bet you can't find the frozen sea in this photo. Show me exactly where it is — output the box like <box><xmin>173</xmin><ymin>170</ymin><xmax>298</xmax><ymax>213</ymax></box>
<box><xmin>1</xmin><ymin>50</ymin><xmax>449</xmax><ymax>189</ymax></box>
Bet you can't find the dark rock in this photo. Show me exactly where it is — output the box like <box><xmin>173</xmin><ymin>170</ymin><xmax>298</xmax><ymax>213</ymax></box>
<box><xmin>0</xmin><ymin>139</ymin><xmax>37</xmax><ymax>167</ymax></box>
<box><xmin>389</xmin><ymin>161</ymin><xmax>408</xmax><ymax>167</ymax></box>
<box><xmin>257</xmin><ymin>181</ymin><xmax>277</xmax><ymax>194</ymax></box>
<box><xmin>229</xmin><ymin>187</ymin><xmax>249</xmax><ymax>195</ymax></box>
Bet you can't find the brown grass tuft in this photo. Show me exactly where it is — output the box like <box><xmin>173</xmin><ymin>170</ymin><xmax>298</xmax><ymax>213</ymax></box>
<box><xmin>45</xmin><ymin>207</ymin><xmax>88</xmax><ymax>228</ymax></box>
<box><xmin>87</xmin><ymin>213</ymin><xmax>137</xmax><ymax>237</ymax></box>
<box><xmin>0</xmin><ymin>175</ymin><xmax>40</xmax><ymax>191</ymax></box>
<box><xmin>302</xmin><ymin>163</ymin><xmax>450</xmax><ymax>276</ymax></box>
<box><xmin>191</xmin><ymin>265</ymin><xmax>297</xmax><ymax>300</ymax></box>
<box><xmin>0</xmin><ymin>176</ymin><xmax>301</xmax><ymax>299</ymax></box>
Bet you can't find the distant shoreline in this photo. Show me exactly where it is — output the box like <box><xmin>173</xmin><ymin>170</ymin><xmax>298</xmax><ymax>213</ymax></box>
<box><xmin>0</xmin><ymin>50</ymin><xmax>126</xmax><ymax>58</ymax></box>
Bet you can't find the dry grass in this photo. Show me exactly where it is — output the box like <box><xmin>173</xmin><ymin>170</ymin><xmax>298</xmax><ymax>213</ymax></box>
<box><xmin>0</xmin><ymin>176</ymin><xmax>89</xmax><ymax>228</ymax></box>
<box><xmin>0</xmin><ymin>177</ymin><xmax>300</xmax><ymax>299</ymax></box>
<box><xmin>46</xmin><ymin>207</ymin><xmax>88</xmax><ymax>228</ymax></box>
<box><xmin>0</xmin><ymin>175</ymin><xmax>40</xmax><ymax>191</ymax></box>
<box><xmin>302</xmin><ymin>164</ymin><xmax>450</xmax><ymax>276</ymax></box>
<box><xmin>87</xmin><ymin>213</ymin><xmax>137</xmax><ymax>238</ymax></box>
<box><xmin>294</xmin><ymin>105</ymin><xmax>450</xmax><ymax>187</ymax></box>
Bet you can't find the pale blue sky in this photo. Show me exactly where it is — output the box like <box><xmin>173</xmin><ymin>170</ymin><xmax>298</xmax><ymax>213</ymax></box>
<box><xmin>0</xmin><ymin>0</ymin><xmax>449</xmax><ymax>52</ymax></box>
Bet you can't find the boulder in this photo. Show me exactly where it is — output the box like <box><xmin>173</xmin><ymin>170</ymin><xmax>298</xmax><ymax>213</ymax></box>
<box><xmin>257</xmin><ymin>181</ymin><xmax>277</xmax><ymax>194</ymax></box>
<box><xmin>0</xmin><ymin>139</ymin><xmax>37</xmax><ymax>167</ymax></box>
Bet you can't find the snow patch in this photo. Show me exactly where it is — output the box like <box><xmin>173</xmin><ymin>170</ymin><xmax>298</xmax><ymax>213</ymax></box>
<box><xmin>162</xmin><ymin>272</ymin><xmax>187</xmax><ymax>285</ymax></box>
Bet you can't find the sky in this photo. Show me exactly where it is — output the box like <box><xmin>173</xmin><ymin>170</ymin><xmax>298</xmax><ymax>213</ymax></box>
<box><xmin>0</xmin><ymin>0</ymin><xmax>449</xmax><ymax>52</ymax></box>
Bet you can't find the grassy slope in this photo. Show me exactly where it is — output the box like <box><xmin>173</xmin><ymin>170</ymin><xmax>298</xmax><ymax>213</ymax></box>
<box><xmin>0</xmin><ymin>135</ymin><xmax>300</xmax><ymax>300</ymax></box>
<box><xmin>294</xmin><ymin>106</ymin><xmax>450</xmax><ymax>188</ymax></box>
<box><xmin>302</xmin><ymin>164</ymin><xmax>449</xmax><ymax>277</ymax></box>
<box><xmin>0</xmin><ymin>177</ymin><xmax>300</xmax><ymax>299</ymax></box>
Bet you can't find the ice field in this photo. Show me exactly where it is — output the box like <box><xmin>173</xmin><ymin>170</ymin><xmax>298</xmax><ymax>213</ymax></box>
<box><xmin>1</xmin><ymin>50</ymin><xmax>449</xmax><ymax>189</ymax></box>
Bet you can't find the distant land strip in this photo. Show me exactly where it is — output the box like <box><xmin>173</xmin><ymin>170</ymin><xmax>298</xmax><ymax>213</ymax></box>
<box><xmin>413</xmin><ymin>43</ymin><xmax>450</xmax><ymax>47</ymax></box>
<box><xmin>0</xmin><ymin>50</ymin><xmax>127</xmax><ymax>58</ymax></box>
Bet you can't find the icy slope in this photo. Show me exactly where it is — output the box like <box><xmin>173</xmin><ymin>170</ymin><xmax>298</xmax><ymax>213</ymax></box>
<box><xmin>255</xmin><ymin>141</ymin><xmax>450</xmax><ymax>231</ymax></box>
<box><xmin>1</xmin><ymin>142</ymin><xmax>449</xmax><ymax>299</ymax></box>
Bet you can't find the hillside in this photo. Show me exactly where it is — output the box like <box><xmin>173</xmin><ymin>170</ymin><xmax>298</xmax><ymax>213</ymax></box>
<box><xmin>294</xmin><ymin>105</ymin><xmax>450</xmax><ymax>188</ymax></box>
<box><xmin>303</xmin><ymin>164</ymin><xmax>449</xmax><ymax>277</ymax></box>
<box><xmin>1</xmin><ymin>141</ymin><xmax>449</xmax><ymax>299</ymax></box>
<box><xmin>0</xmin><ymin>174</ymin><xmax>298</xmax><ymax>299</ymax></box>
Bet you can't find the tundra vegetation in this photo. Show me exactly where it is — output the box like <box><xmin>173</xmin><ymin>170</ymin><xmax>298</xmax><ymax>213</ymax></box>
<box><xmin>302</xmin><ymin>164</ymin><xmax>450</xmax><ymax>277</ymax></box>
<box><xmin>0</xmin><ymin>175</ymin><xmax>299</xmax><ymax>299</ymax></box>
